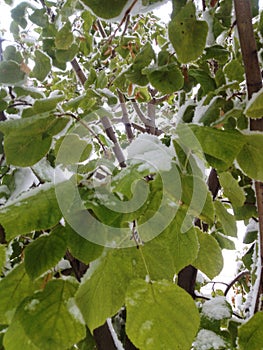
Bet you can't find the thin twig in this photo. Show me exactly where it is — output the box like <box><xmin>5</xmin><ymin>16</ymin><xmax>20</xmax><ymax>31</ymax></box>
<box><xmin>96</xmin><ymin>19</ymin><xmax>107</xmax><ymax>38</ymax></box>
<box><xmin>109</xmin><ymin>0</ymin><xmax>139</xmax><ymax>43</ymax></box>
<box><xmin>121</xmin><ymin>14</ymin><xmax>130</xmax><ymax>37</ymax></box>
<box><xmin>224</xmin><ymin>270</ymin><xmax>250</xmax><ymax>296</ymax></box>
<box><xmin>54</xmin><ymin>112</ymin><xmax>107</xmax><ymax>153</ymax></box>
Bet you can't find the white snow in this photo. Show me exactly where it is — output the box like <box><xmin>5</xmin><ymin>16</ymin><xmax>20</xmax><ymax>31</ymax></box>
<box><xmin>126</xmin><ymin>133</ymin><xmax>174</xmax><ymax>172</ymax></box>
<box><xmin>9</xmin><ymin>168</ymin><xmax>38</xmax><ymax>200</ymax></box>
<box><xmin>107</xmin><ymin>318</ymin><xmax>125</xmax><ymax>350</ymax></box>
<box><xmin>24</xmin><ymin>299</ymin><xmax>40</xmax><ymax>312</ymax></box>
<box><xmin>193</xmin><ymin>329</ymin><xmax>226</xmax><ymax>350</ymax></box>
<box><xmin>32</xmin><ymin>158</ymin><xmax>55</xmax><ymax>182</ymax></box>
<box><xmin>246</xmin><ymin>219</ymin><xmax>259</xmax><ymax>235</ymax></box>
<box><xmin>201</xmin><ymin>296</ymin><xmax>231</xmax><ymax>320</ymax></box>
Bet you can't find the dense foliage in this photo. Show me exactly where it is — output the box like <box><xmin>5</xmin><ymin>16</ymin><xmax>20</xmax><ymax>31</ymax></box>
<box><xmin>0</xmin><ymin>0</ymin><xmax>263</xmax><ymax>349</ymax></box>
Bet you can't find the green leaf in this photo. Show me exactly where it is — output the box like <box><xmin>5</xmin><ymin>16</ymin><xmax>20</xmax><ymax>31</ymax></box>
<box><xmin>55</xmin><ymin>134</ymin><xmax>92</xmax><ymax>164</ymax></box>
<box><xmin>13</xmin><ymin>279</ymin><xmax>86</xmax><ymax>350</ymax></box>
<box><xmin>0</xmin><ymin>61</ymin><xmax>25</xmax><ymax>85</ymax></box>
<box><xmin>143</xmin><ymin>63</ymin><xmax>184</xmax><ymax>94</ymax></box>
<box><xmin>11</xmin><ymin>2</ymin><xmax>30</xmax><ymax>28</ymax></box>
<box><xmin>177</xmin><ymin>124</ymin><xmax>246</xmax><ymax>171</ymax></box>
<box><xmin>181</xmin><ymin>174</ymin><xmax>214</xmax><ymax>225</ymax></box>
<box><xmin>75</xmin><ymin>248</ymin><xmax>144</xmax><ymax>332</ymax></box>
<box><xmin>212</xmin><ymin>231</ymin><xmax>236</xmax><ymax>250</ymax></box>
<box><xmin>133</xmin><ymin>42</ymin><xmax>155</xmax><ymax>70</ymax></box>
<box><xmin>0</xmin><ymin>263</ymin><xmax>35</xmax><ymax>324</ymax></box>
<box><xmin>214</xmin><ymin>200</ymin><xmax>237</xmax><ymax>237</ymax></box>
<box><xmin>203</xmin><ymin>45</ymin><xmax>230</xmax><ymax>63</ymax></box>
<box><xmin>31</xmin><ymin>50</ymin><xmax>51</xmax><ymax>82</ymax></box>
<box><xmin>24</xmin><ymin>227</ymin><xmax>67</xmax><ymax>280</ymax></box>
<box><xmin>193</xmin><ymin>229</ymin><xmax>223</xmax><ymax>279</ymax></box>
<box><xmin>237</xmin><ymin>134</ymin><xmax>263</xmax><ymax>181</ymax></box>
<box><xmin>0</xmin><ymin>184</ymin><xmax>62</xmax><ymax>241</ymax></box>
<box><xmin>188</xmin><ymin>68</ymin><xmax>216</xmax><ymax>94</ymax></box>
<box><xmin>55</xmin><ymin>43</ymin><xmax>79</xmax><ymax>63</ymax></box>
<box><xmin>66</xmin><ymin>224</ymin><xmax>103</xmax><ymax>265</ymax></box>
<box><xmin>143</xmin><ymin>207</ymin><xmax>199</xmax><ymax>274</ymax></box>
<box><xmin>81</xmin><ymin>0</ymin><xmax>129</xmax><ymax>19</ymax></box>
<box><xmin>0</xmin><ymin>244</ymin><xmax>5</xmax><ymax>272</ymax></box>
<box><xmin>3</xmin><ymin>45</ymin><xmax>23</xmax><ymax>63</ymax></box>
<box><xmin>224</xmin><ymin>59</ymin><xmax>244</xmax><ymax>83</ymax></box>
<box><xmin>218</xmin><ymin>172</ymin><xmax>246</xmax><ymax>207</ymax></box>
<box><xmin>126</xmin><ymin>279</ymin><xmax>200</xmax><ymax>350</ymax></box>
<box><xmin>168</xmin><ymin>2</ymin><xmax>208</xmax><ymax>63</ymax></box>
<box><xmin>29</xmin><ymin>8</ymin><xmax>48</xmax><ymax>27</ymax></box>
<box><xmin>238</xmin><ymin>312</ymin><xmax>263</xmax><ymax>350</ymax></box>
<box><xmin>33</xmin><ymin>95</ymin><xmax>65</xmax><ymax>114</ymax></box>
<box><xmin>245</xmin><ymin>90</ymin><xmax>263</xmax><ymax>118</ymax></box>
<box><xmin>55</xmin><ymin>22</ymin><xmax>74</xmax><ymax>50</ymax></box>
<box><xmin>0</xmin><ymin>115</ymin><xmax>69</xmax><ymax>166</ymax></box>
<box><xmin>4</xmin><ymin>316</ymin><xmax>39</xmax><ymax>350</ymax></box>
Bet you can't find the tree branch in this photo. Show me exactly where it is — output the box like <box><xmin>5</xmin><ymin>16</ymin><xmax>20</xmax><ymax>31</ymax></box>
<box><xmin>100</xmin><ymin>116</ymin><xmax>126</xmax><ymax>168</ymax></box>
<box><xmin>71</xmin><ymin>58</ymin><xmax>87</xmax><ymax>87</ymax></box>
<box><xmin>117</xmin><ymin>90</ymin><xmax>134</xmax><ymax>142</ymax></box>
<box><xmin>234</xmin><ymin>0</ymin><xmax>263</xmax><ymax>313</ymax></box>
<box><xmin>224</xmin><ymin>270</ymin><xmax>250</xmax><ymax>297</ymax></box>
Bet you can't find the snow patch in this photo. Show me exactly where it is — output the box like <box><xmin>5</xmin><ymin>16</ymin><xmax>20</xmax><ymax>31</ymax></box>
<box><xmin>193</xmin><ymin>329</ymin><xmax>226</xmax><ymax>350</ymax></box>
<box><xmin>24</xmin><ymin>299</ymin><xmax>40</xmax><ymax>312</ymax></box>
<box><xmin>126</xmin><ymin>133</ymin><xmax>174</xmax><ymax>172</ymax></box>
<box><xmin>202</xmin><ymin>296</ymin><xmax>231</xmax><ymax>320</ymax></box>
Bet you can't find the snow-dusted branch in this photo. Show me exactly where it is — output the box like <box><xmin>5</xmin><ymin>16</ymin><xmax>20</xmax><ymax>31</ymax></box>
<box><xmin>100</xmin><ymin>116</ymin><xmax>126</xmax><ymax>168</ymax></box>
<box><xmin>117</xmin><ymin>90</ymin><xmax>134</xmax><ymax>142</ymax></box>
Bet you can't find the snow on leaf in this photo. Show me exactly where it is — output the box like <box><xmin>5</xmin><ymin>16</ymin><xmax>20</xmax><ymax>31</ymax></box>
<box><xmin>126</xmin><ymin>133</ymin><xmax>174</xmax><ymax>172</ymax></box>
<box><xmin>193</xmin><ymin>329</ymin><xmax>226</xmax><ymax>350</ymax></box>
<box><xmin>201</xmin><ymin>296</ymin><xmax>231</xmax><ymax>320</ymax></box>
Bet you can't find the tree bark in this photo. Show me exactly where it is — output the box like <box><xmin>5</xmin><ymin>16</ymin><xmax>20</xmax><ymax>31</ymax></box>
<box><xmin>234</xmin><ymin>0</ymin><xmax>263</xmax><ymax>313</ymax></box>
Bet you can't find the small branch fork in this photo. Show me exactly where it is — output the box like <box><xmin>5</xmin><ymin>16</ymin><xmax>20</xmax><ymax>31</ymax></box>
<box><xmin>234</xmin><ymin>0</ymin><xmax>263</xmax><ymax>313</ymax></box>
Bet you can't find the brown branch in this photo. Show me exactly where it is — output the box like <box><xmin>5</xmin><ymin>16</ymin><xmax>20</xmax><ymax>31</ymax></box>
<box><xmin>117</xmin><ymin>90</ymin><xmax>134</xmax><ymax>142</ymax></box>
<box><xmin>224</xmin><ymin>270</ymin><xmax>250</xmax><ymax>296</ymax></box>
<box><xmin>71</xmin><ymin>58</ymin><xmax>87</xmax><ymax>87</ymax></box>
<box><xmin>109</xmin><ymin>0</ymin><xmax>139</xmax><ymax>43</ymax></box>
<box><xmin>234</xmin><ymin>0</ymin><xmax>263</xmax><ymax>313</ymax></box>
<box><xmin>96</xmin><ymin>19</ymin><xmax>107</xmax><ymax>38</ymax></box>
<box><xmin>100</xmin><ymin>116</ymin><xmax>126</xmax><ymax>168</ymax></box>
